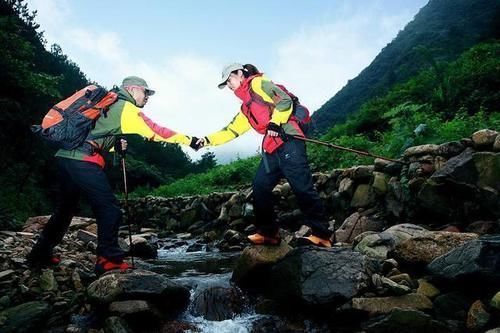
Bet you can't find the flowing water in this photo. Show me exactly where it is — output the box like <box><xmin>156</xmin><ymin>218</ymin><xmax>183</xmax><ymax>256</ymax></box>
<box><xmin>149</xmin><ymin>240</ymin><xmax>265</xmax><ymax>333</ymax></box>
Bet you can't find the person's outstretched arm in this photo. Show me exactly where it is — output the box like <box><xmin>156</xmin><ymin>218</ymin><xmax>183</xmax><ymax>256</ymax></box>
<box><xmin>203</xmin><ymin>111</ymin><xmax>251</xmax><ymax>146</ymax></box>
<box><xmin>120</xmin><ymin>103</ymin><xmax>192</xmax><ymax>145</ymax></box>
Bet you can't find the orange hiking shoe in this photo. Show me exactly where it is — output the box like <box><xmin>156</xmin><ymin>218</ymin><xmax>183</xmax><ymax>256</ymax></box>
<box><xmin>297</xmin><ymin>235</ymin><xmax>332</xmax><ymax>248</ymax></box>
<box><xmin>247</xmin><ymin>232</ymin><xmax>281</xmax><ymax>246</ymax></box>
<box><xmin>95</xmin><ymin>256</ymin><xmax>134</xmax><ymax>276</ymax></box>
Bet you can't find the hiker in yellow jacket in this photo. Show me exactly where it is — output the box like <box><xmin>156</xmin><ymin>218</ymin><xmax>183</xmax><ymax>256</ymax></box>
<box><xmin>27</xmin><ymin>76</ymin><xmax>200</xmax><ymax>275</ymax></box>
<box><xmin>195</xmin><ymin>63</ymin><xmax>332</xmax><ymax>247</ymax></box>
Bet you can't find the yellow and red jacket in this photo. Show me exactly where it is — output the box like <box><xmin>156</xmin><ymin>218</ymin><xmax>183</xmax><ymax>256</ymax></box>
<box><xmin>55</xmin><ymin>87</ymin><xmax>191</xmax><ymax>168</ymax></box>
<box><xmin>205</xmin><ymin>74</ymin><xmax>304</xmax><ymax>153</ymax></box>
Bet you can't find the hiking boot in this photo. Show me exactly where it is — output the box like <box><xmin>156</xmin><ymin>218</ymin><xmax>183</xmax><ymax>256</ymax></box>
<box><xmin>247</xmin><ymin>232</ymin><xmax>281</xmax><ymax>246</ymax></box>
<box><xmin>94</xmin><ymin>256</ymin><xmax>134</xmax><ymax>276</ymax></box>
<box><xmin>26</xmin><ymin>251</ymin><xmax>61</xmax><ymax>268</ymax></box>
<box><xmin>297</xmin><ymin>235</ymin><xmax>332</xmax><ymax>248</ymax></box>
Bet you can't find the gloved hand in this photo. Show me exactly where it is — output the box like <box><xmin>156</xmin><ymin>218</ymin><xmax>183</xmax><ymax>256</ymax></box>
<box><xmin>190</xmin><ymin>136</ymin><xmax>206</xmax><ymax>151</ymax></box>
<box><xmin>114</xmin><ymin>136</ymin><xmax>128</xmax><ymax>157</ymax></box>
<box><xmin>267</xmin><ymin>122</ymin><xmax>289</xmax><ymax>141</ymax></box>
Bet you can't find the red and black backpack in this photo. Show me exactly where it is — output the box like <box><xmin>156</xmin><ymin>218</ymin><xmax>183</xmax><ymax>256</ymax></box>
<box><xmin>31</xmin><ymin>85</ymin><xmax>118</xmax><ymax>150</ymax></box>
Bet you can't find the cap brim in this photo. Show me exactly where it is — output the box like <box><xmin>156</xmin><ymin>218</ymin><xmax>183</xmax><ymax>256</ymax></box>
<box><xmin>217</xmin><ymin>82</ymin><xmax>227</xmax><ymax>89</ymax></box>
<box><xmin>145</xmin><ymin>89</ymin><xmax>155</xmax><ymax>96</ymax></box>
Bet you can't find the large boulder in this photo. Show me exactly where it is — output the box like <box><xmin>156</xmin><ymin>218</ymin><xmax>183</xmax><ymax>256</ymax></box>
<box><xmin>354</xmin><ymin>224</ymin><xmax>429</xmax><ymax>259</ymax></box>
<box><xmin>87</xmin><ymin>270</ymin><xmax>190</xmax><ymax>315</ymax></box>
<box><xmin>427</xmin><ymin>235</ymin><xmax>500</xmax><ymax>287</ymax></box>
<box><xmin>418</xmin><ymin>149</ymin><xmax>500</xmax><ymax>220</ymax></box>
<box><xmin>231</xmin><ymin>242</ymin><xmax>292</xmax><ymax>289</ymax></box>
<box><xmin>0</xmin><ymin>301</ymin><xmax>51</xmax><ymax>333</ymax></box>
<box><xmin>390</xmin><ymin>231</ymin><xmax>478</xmax><ymax>265</ymax></box>
<box><xmin>269</xmin><ymin>247</ymin><xmax>369</xmax><ymax>307</ymax></box>
<box><xmin>191</xmin><ymin>286</ymin><xmax>245</xmax><ymax>321</ymax></box>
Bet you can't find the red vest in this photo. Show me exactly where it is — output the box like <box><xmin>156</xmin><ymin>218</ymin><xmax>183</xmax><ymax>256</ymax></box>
<box><xmin>234</xmin><ymin>74</ymin><xmax>303</xmax><ymax>153</ymax></box>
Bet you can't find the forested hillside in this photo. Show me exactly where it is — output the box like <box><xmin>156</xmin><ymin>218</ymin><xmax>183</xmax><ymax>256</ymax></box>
<box><xmin>0</xmin><ymin>0</ymin><xmax>215</xmax><ymax>228</ymax></box>
<box><xmin>312</xmin><ymin>0</ymin><xmax>500</xmax><ymax>133</ymax></box>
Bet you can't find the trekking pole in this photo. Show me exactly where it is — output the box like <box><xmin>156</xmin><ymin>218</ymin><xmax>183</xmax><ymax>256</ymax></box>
<box><xmin>292</xmin><ymin>135</ymin><xmax>409</xmax><ymax>165</ymax></box>
<box><xmin>117</xmin><ymin>137</ymin><xmax>135</xmax><ymax>268</ymax></box>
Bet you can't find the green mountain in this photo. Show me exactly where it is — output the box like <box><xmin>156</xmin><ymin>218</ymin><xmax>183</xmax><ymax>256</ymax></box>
<box><xmin>312</xmin><ymin>0</ymin><xmax>500</xmax><ymax>133</ymax></box>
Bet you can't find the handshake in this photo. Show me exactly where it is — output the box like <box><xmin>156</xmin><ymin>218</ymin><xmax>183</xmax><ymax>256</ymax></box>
<box><xmin>189</xmin><ymin>136</ymin><xmax>207</xmax><ymax>151</ymax></box>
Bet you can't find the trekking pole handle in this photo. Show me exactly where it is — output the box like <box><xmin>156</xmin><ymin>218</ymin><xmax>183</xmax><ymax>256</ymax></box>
<box><xmin>292</xmin><ymin>135</ymin><xmax>409</xmax><ymax>165</ymax></box>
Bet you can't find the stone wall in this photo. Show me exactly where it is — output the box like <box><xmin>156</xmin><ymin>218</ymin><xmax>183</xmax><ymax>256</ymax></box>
<box><xmin>128</xmin><ymin>129</ymin><xmax>500</xmax><ymax>239</ymax></box>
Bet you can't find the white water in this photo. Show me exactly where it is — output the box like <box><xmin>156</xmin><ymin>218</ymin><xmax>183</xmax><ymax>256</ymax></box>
<box><xmin>158</xmin><ymin>239</ymin><xmax>265</xmax><ymax>333</ymax></box>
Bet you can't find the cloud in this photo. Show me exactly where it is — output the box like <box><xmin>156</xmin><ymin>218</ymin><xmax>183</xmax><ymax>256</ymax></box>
<box><xmin>272</xmin><ymin>5</ymin><xmax>416</xmax><ymax>112</ymax></box>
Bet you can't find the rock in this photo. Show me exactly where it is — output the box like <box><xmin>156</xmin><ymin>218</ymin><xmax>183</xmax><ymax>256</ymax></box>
<box><xmin>0</xmin><ymin>270</ymin><xmax>15</xmax><ymax>280</ymax></box>
<box><xmin>352</xmin><ymin>293</ymin><xmax>432</xmax><ymax>316</ymax></box>
<box><xmin>335</xmin><ymin>212</ymin><xmax>385</xmax><ymax>243</ymax></box>
<box><xmin>374</xmin><ymin>159</ymin><xmax>403</xmax><ymax>176</ymax></box>
<box><xmin>76</xmin><ymin>230</ymin><xmax>97</xmax><ymax>244</ymax></box>
<box><xmin>491</xmin><ymin>291</ymin><xmax>500</xmax><ymax>310</ymax></box>
<box><xmin>294</xmin><ymin>225</ymin><xmax>311</xmax><ymax>238</ymax></box>
<box><xmin>385</xmin><ymin>178</ymin><xmax>407</xmax><ymax>218</ymax></box>
<box><xmin>494</xmin><ymin>135</ymin><xmax>500</xmax><ymax>152</ymax></box>
<box><xmin>427</xmin><ymin>235</ymin><xmax>500</xmax><ymax>287</ymax></box>
<box><xmin>417</xmin><ymin>279</ymin><xmax>440</xmax><ymax>299</ymax></box>
<box><xmin>351</xmin><ymin>184</ymin><xmax>376</xmax><ymax>208</ymax></box>
<box><xmin>473</xmin><ymin>152</ymin><xmax>500</xmax><ymax>191</ymax></box>
<box><xmin>231</xmin><ymin>242</ymin><xmax>292</xmax><ymax>289</ymax></box>
<box><xmin>0</xmin><ymin>301</ymin><xmax>51</xmax><ymax>333</ymax></box>
<box><xmin>485</xmin><ymin>329</ymin><xmax>500</xmax><ymax>333</ymax></box>
<box><xmin>40</xmin><ymin>269</ymin><xmax>58</xmax><ymax>292</ymax></box>
<box><xmin>404</xmin><ymin>144</ymin><xmax>440</xmax><ymax>158</ymax></box>
<box><xmin>228</xmin><ymin>204</ymin><xmax>242</xmax><ymax>218</ymax></box>
<box><xmin>372</xmin><ymin>172</ymin><xmax>388</xmax><ymax>195</ymax></box>
<box><xmin>472</xmin><ymin>129</ymin><xmax>498</xmax><ymax>148</ymax></box>
<box><xmin>242</xmin><ymin>203</ymin><xmax>254</xmax><ymax>218</ymax></box>
<box><xmin>466</xmin><ymin>300</ymin><xmax>490</xmax><ymax>332</ymax></box>
<box><xmin>109</xmin><ymin>300</ymin><xmax>163</xmax><ymax>325</ymax></box>
<box><xmin>269</xmin><ymin>247</ymin><xmax>370</xmax><ymax>307</ymax></box>
<box><xmin>433</xmin><ymin>292</ymin><xmax>470</xmax><ymax>320</ymax></box>
<box><xmin>419</xmin><ymin>150</ymin><xmax>500</xmax><ymax>220</ymax></box>
<box><xmin>362</xmin><ymin>309</ymin><xmax>452</xmax><ymax>333</ymax></box>
<box><xmin>350</xmin><ymin>165</ymin><xmax>375</xmax><ymax>181</ymax></box>
<box><xmin>466</xmin><ymin>220</ymin><xmax>500</xmax><ymax>235</ymax></box>
<box><xmin>127</xmin><ymin>236</ymin><xmax>157</xmax><ymax>259</ymax></box>
<box><xmin>437</xmin><ymin>141</ymin><xmax>466</xmax><ymax>158</ymax></box>
<box><xmin>87</xmin><ymin>270</ymin><xmax>190</xmax><ymax>315</ymax></box>
<box><xmin>191</xmin><ymin>286</ymin><xmax>244</xmax><ymax>321</ymax></box>
<box><xmin>354</xmin><ymin>224</ymin><xmax>429</xmax><ymax>259</ymax></box>
<box><xmin>109</xmin><ymin>300</ymin><xmax>154</xmax><ymax>314</ymax></box>
<box><xmin>104</xmin><ymin>316</ymin><xmax>132</xmax><ymax>333</ymax></box>
<box><xmin>179</xmin><ymin>208</ymin><xmax>200</xmax><ymax>229</ymax></box>
<box><xmin>338</xmin><ymin>177</ymin><xmax>355</xmax><ymax>197</ymax></box>
<box><xmin>372</xmin><ymin>274</ymin><xmax>412</xmax><ymax>295</ymax></box>
<box><xmin>391</xmin><ymin>231</ymin><xmax>478</xmax><ymax>265</ymax></box>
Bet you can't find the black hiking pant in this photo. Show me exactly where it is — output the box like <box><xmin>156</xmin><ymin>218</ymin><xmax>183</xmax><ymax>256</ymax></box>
<box><xmin>34</xmin><ymin>157</ymin><xmax>125</xmax><ymax>260</ymax></box>
<box><xmin>252</xmin><ymin>139</ymin><xmax>332</xmax><ymax>239</ymax></box>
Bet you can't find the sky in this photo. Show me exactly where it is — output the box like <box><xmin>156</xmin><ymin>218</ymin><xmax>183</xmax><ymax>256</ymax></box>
<box><xmin>29</xmin><ymin>0</ymin><xmax>428</xmax><ymax>163</ymax></box>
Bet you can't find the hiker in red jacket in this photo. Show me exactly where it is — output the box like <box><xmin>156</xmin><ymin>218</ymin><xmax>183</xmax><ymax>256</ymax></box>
<box><xmin>27</xmin><ymin>76</ymin><xmax>200</xmax><ymax>275</ymax></box>
<box><xmin>195</xmin><ymin>63</ymin><xmax>332</xmax><ymax>247</ymax></box>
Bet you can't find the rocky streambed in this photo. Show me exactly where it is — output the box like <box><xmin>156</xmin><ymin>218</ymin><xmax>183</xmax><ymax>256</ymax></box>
<box><xmin>1</xmin><ymin>129</ymin><xmax>499</xmax><ymax>332</ymax></box>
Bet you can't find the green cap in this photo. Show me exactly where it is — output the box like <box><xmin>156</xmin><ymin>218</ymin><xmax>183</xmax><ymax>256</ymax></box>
<box><xmin>121</xmin><ymin>76</ymin><xmax>155</xmax><ymax>95</ymax></box>
<box><xmin>218</xmin><ymin>63</ymin><xmax>244</xmax><ymax>89</ymax></box>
